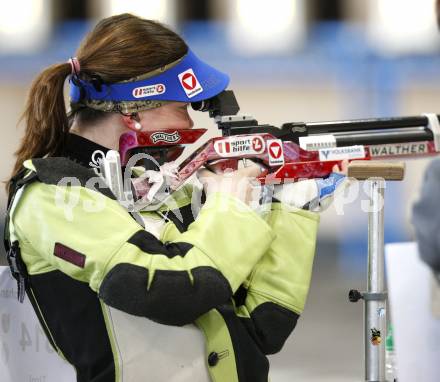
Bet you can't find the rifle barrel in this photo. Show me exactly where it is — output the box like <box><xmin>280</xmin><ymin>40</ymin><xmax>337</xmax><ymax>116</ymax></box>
<box><xmin>305</xmin><ymin>115</ymin><xmax>434</xmax><ymax>133</ymax></box>
<box><xmin>328</xmin><ymin>127</ymin><xmax>433</xmax><ymax>146</ymax></box>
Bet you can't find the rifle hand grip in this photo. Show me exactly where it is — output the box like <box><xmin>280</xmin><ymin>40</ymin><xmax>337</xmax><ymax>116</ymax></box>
<box><xmin>347</xmin><ymin>161</ymin><xmax>405</xmax><ymax>181</ymax></box>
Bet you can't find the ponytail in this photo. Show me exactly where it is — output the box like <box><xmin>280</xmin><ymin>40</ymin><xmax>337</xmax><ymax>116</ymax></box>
<box><xmin>437</xmin><ymin>0</ymin><xmax>440</xmax><ymax>29</ymax></box>
<box><xmin>7</xmin><ymin>63</ymin><xmax>71</xmax><ymax>192</ymax></box>
<box><xmin>7</xmin><ymin>13</ymin><xmax>189</xmax><ymax>193</ymax></box>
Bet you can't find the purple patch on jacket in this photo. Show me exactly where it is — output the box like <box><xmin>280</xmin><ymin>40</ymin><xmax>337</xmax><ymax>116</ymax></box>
<box><xmin>54</xmin><ymin>243</ymin><xmax>86</xmax><ymax>268</ymax></box>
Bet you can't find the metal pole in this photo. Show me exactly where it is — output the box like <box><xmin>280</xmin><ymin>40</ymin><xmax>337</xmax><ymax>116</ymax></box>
<box><xmin>348</xmin><ymin>162</ymin><xmax>403</xmax><ymax>382</ymax></box>
<box><xmin>365</xmin><ymin>179</ymin><xmax>387</xmax><ymax>382</ymax></box>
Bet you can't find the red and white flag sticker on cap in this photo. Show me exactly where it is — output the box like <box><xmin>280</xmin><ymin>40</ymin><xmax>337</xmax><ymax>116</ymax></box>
<box><xmin>214</xmin><ymin>136</ymin><xmax>265</xmax><ymax>157</ymax></box>
<box><xmin>132</xmin><ymin>83</ymin><xmax>166</xmax><ymax>98</ymax></box>
<box><xmin>267</xmin><ymin>139</ymin><xmax>284</xmax><ymax>166</ymax></box>
<box><xmin>178</xmin><ymin>68</ymin><xmax>203</xmax><ymax>98</ymax></box>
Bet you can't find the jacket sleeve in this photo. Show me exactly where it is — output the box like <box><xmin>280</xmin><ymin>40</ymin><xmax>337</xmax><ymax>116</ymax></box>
<box><xmin>13</xmin><ymin>179</ymin><xmax>275</xmax><ymax>326</ymax></box>
<box><xmin>412</xmin><ymin>159</ymin><xmax>440</xmax><ymax>274</ymax></box>
<box><xmin>235</xmin><ymin>203</ymin><xmax>319</xmax><ymax>354</ymax></box>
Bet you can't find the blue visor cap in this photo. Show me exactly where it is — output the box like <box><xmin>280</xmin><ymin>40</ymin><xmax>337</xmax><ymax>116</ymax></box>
<box><xmin>70</xmin><ymin>49</ymin><xmax>229</xmax><ymax>104</ymax></box>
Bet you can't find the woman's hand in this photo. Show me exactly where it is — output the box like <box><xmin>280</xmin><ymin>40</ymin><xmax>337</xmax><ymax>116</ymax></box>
<box><xmin>197</xmin><ymin>162</ymin><xmax>263</xmax><ymax>206</ymax></box>
<box><xmin>273</xmin><ymin>160</ymin><xmax>350</xmax><ymax>211</ymax></box>
<box><xmin>332</xmin><ymin>159</ymin><xmax>349</xmax><ymax>175</ymax></box>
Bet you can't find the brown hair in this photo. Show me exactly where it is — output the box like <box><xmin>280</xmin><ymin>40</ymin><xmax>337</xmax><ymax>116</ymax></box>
<box><xmin>437</xmin><ymin>0</ymin><xmax>440</xmax><ymax>29</ymax></box>
<box><xmin>7</xmin><ymin>13</ymin><xmax>187</xmax><ymax>191</ymax></box>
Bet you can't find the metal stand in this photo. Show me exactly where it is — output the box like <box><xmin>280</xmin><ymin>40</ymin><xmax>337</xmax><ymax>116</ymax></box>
<box><xmin>347</xmin><ymin>161</ymin><xmax>405</xmax><ymax>382</ymax></box>
<box><xmin>366</xmin><ymin>179</ymin><xmax>386</xmax><ymax>381</ymax></box>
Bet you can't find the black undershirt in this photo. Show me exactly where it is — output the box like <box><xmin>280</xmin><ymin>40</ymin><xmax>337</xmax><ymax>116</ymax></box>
<box><xmin>61</xmin><ymin>133</ymin><xmax>111</xmax><ymax>168</ymax></box>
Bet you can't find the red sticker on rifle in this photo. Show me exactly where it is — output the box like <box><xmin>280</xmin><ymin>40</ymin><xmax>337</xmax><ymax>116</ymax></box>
<box><xmin>267</xmin><ymin>139</ymin><xmax>284</xmax><ymax>166</ymax></box>
<box><xmin>252</xmin><ymin>137</ymin><xmax>264</xmax><ymax>152</ymax></box>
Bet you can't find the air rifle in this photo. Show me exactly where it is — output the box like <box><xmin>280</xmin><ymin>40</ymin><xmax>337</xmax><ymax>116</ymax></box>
<box><xmin>115</xmin><ymin>90</ymin><xmax>440</xmax><ymax>202</ymax></box>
